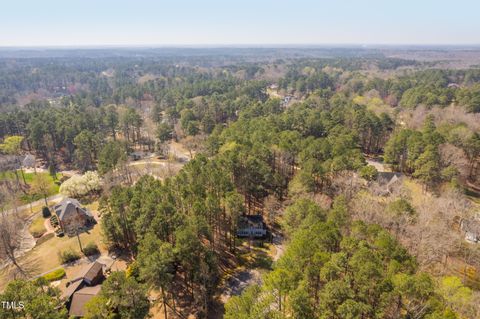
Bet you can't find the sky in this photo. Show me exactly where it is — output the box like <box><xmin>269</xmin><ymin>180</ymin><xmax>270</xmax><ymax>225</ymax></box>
<box><xmin>1</xmin><ymin>0</ymin><xmax>479</xmax><ymax>47</ymax></box>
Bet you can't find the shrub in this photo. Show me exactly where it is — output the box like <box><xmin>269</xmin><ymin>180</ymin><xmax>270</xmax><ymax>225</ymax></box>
<box><xmin>126</xmin><ymin>261</ymin><xmax>139</xmax><ymax>279</ymax></box>
<box><xmin>58</xmin><ymin>248</ymin><xmax>81</xmax><ymax>264</ymax></box>
<box><xmin>42</xmin><ymin>206</ymin><xmax>51</xmax><ymax>218</ymax></box>
<box><xmin>83</xmin><ymin>242</ymin><xmax>100</xmax><ymax>256</ymax></box>
<box><xmin>42</xmin><ymin>268</ymin><xmax>66</xmax><ymax>282</ymax></box>
<box><xmin>359</xmin><ymin>165</ymin><xmax>379</xmax><ymax>181</ymax></box>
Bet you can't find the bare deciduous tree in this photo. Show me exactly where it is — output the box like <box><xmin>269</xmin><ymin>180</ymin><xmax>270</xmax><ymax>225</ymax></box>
<box><xmin>0</xmin><ymin>182</ymin><xmax>28</xmax><ymax>277</ymax></box>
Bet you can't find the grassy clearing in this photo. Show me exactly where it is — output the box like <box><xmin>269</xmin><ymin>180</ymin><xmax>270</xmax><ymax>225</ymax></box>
<box><xmin>1</xmin><ymin>170</ymin><xmax>62</xmax><ymax>204</ymax></box>
<box><xmin>28</xmin><ymin>216</ymin><xmax>47</xmax><ymax>238</ymax></box>
<box><xmin>36</xmin><ymin>233</ymin><xmax>54</xmax><ymax>246</ymax></box>
<box><xmin>237</xmin><ymin>241</ymin><xmax>273</xmax><ymax>271</ymax></box>
<box><xmin>24</xmin><ymin>221</ymin><xmax>105</xmax><ymax>273</ymax></box>
<box><xmin>402</xmin><ymin>178</ymin><xmax>430</xmax><ymax>206</ymax></box>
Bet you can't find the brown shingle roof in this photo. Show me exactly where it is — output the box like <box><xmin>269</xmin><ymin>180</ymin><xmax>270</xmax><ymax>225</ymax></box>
<box><xmin>68</xmin><ymin>285</ymin><xmax>101</xmax><ymax>317</ymax></box>
<box><xmin>77</xmin><ymin>261</ymin><xmax>104</xmax><ymax>283</ymax></box>
<box><xmin>61</xmin><ymin>280</ymin><xmax>83</xmax><ymax>301</ymax></box>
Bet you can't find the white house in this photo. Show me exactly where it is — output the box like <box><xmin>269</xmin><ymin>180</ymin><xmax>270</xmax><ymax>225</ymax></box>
<box><xmin>236</xmin><ymin>215</ymin><xmax>267</xmax><ymax>238</ymax></box>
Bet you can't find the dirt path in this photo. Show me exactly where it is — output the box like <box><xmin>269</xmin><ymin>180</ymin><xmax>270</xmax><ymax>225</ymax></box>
<box><xmin>43</xmin><ymin>217</ymin><xmax>55</xmax><ymax>234</ymax></box>
<box><xmin>272</xmin><ymin>233</ymin><xmax>285</xmax><ymax>262</ymax></box>
<box><xmin>366</xmin><ymin>159</ymin><xmax>388</xmax><ymax>173</ymax></box>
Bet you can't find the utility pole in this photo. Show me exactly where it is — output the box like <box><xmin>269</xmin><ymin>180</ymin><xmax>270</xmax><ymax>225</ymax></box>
<box><xmin>76</xmin><ymin>229</ymin><xmax>83</xmax><ymax>253</ymax></box>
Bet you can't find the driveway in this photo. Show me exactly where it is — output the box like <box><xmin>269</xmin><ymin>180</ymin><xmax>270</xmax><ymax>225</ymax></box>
<box><xmin>219</xmin><ymin>269</ymin><xmax>262</xmax><ymax>303</ymax></box>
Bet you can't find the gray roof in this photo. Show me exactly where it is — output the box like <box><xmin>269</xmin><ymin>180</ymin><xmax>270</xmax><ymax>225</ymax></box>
<box><xmin>67</xmin><ymin>261</ymin><xmax>104</xmax><ymax>285</ymax></box>
<box><xmin>461</xmin><ymin>219</ymin><xmax>480</xmax><ymax>235</ymax></box>
<box><xmin>238</xmin><ymin>215</ymin><xmax>265</xmax><ymax>229</ymax></box>
<box><xmin>22</xmin><ymin>154</ymin><xmax>35</xmax><ymax>167</ymax></box>
<box><xmin>378</xmin><ymin>172</ymin><xmax>402</xmax><ymax>183</ymax></box>
<box><xmin>64</xmin><ymin>262</ymin><xmax>105</xmax><ymax>299</ymax></box>
<box><xmin>53</xmin><ymin>198</ymin><xmax>92</xmax><ymax>222</ymax></box>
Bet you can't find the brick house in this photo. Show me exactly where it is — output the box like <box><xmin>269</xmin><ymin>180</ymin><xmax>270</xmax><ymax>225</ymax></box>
<box><xmin>53</xmin><ymin>198</ymin><xmax>96</xmax><ymax>237</ymax></box>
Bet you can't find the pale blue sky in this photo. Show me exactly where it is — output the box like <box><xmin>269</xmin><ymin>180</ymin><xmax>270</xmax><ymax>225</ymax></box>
<box><xmin>1</xmin><ymin>0</ymin><xmax>479</xmax><ymax>46</ymax></box>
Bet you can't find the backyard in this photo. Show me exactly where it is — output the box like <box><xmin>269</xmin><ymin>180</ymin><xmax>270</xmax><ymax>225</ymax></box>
<box><xmin>0</xmin><ymin>202</ymin><xmax>105</xmax><ymax>290</ymax></box>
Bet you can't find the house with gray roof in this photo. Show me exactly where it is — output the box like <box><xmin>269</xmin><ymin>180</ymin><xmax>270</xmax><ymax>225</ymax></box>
<box><xmin>53</xmin><ymin>198</ymin><xmax>95</xmax><ymax>237</ymax></box>
<box><xmin>22</xmin><ymin>154</ymin><xmax>36</xmax><ymax>168</ymax></box>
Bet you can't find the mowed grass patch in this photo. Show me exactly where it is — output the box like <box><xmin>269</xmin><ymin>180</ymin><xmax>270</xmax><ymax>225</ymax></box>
<box><xmin>0</xmin><ymin>171</ymin><xmax>62</xmax><ymax>204</ymax></box>
<box><xmin>28</xmin><ymin>216</ymin><xmax>47</xmax><ymax>238</ymax></box>
<box><xmin>23</xmin><ymin>221</ymin><xmax>105</xmax><ymax>273</ymax></box>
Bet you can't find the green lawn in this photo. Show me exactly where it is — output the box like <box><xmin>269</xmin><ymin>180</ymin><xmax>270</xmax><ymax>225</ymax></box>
<box><xmin>0</xmin><ymin>170</ymin><xmax>62</xmax><ymax>204</ymax></box>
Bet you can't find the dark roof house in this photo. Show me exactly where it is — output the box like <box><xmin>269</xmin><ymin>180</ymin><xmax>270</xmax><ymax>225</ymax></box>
<box><xmin>62</xmin><ymin>261</ymin><xmax>105</xmax><ymax>317</ymax></box>
<box><xmin>376</xmin><ymin>172</ymin><xmax>402</xmax><ymax>195</ymax></box>
<box><xmin>237</xmin><ymin>215</ymin><xmax>267</xmax><ymax>238</ymax></box>
<box><xmin>53</xmin><ymin>198</ymin><xmax>95</xmax><ymax>236</ymax></box>
<box><xmin>69</xmin><ymin>261</ymin><xmax>105</xmax><ymax>286</ymax></box>
<box><xmin>68</xmin><ymin>285</ymin><xmax>102</xmax><ymax>317</ymax></box>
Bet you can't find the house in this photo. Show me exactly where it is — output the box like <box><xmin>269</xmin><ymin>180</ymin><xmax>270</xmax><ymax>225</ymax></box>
<box><xmin>22</xmin><ymin>154</ymin><xmax>36</xmax><ymax>168</ymax></box>
<box><xmin>377</xmin><ymin>172</ymin><xmax>402</xmax><ymax>195</ymax></box>
<box><xmin>129</xmin><ymin>151</ymin><xmax>145</xmax><ymax>161</ymax></box>
<box><xmin>69</xmin><ymin>285</ymin><xmax>102</xmax><ymax>317</ymax></box>
<box><xmin>460</xmin><ymin>219</ymin><xmax>480</xmax><ymax>243</ymax></box>
<box><xmin>53</xmin><ymin>198</ymin><xmax>96</xmax><ymax>237</ymax></box>
<box><xmin>62</xmin><ymin>261</ymin><xmax>105</xmax><ymax>317</ymax></box>
<box><xmin>237</xmin><ymin>215</ymin><xmax>267</xmax><ymax>238</ymax></box>
<box><xmin>70</xmin><ymin>261</ymin><xmax>105</xmax><ymax>286</ymax></box>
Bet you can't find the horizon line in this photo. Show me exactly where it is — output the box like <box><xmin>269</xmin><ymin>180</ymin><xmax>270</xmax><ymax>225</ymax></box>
<box><xmin>1</xmin><ymin>43</ymin><xmax>480</xmax><ymax>50</ymax></box>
